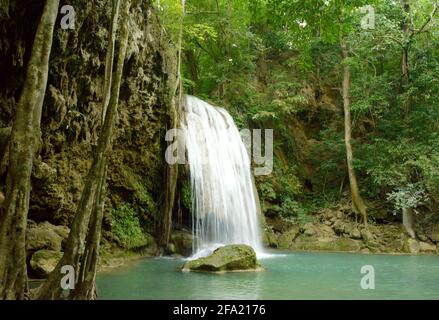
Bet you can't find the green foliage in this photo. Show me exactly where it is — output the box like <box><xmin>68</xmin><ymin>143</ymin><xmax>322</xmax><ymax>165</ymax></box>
<box><xmin>258</xmin><ymin>158</ymin><xmax>306</xmax><ymax>220</ymax></box>
<box><xmin>157</xmin><ymin>0</ymin><xmax>439</xmax><ymax>220</ymax></box>
<box><xmin>181</xmin><ymin>178</ymin><xmax>193</xmax><ymax>213</ymax></box>
<box><xmin>387</xmin><ymin>184</ymin><xmax>429</xmax><ymax>215</ymax></box>
<box><xmin>120</xmin><ymin>165</ymin><xmax>158</xmax><ymax>226</ymax></box>
<box><xmin>111</xmin><ymin>204</ymin><xmax>147</xmax><ymax>249</ymax></box>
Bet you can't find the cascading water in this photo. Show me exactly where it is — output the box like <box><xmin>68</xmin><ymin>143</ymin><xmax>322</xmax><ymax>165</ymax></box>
<box><xmin>182</xmin><ymin>95</ymin><xmax>263</xmax><ymax>259</ymax></box>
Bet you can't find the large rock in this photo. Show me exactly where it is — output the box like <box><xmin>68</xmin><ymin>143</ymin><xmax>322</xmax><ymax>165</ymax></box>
<box><xmin>360</xmin><ymin>228</ymin><xmax>374</xmax><ymax>243</ymax></box>
<box><xmin>130</xmin><ymin>232</ymin><xmax>158</xmax><ymax>256</ymax></box>
<box><xmin>262</xmin><ymin>229</ymin><xmax>279</xmax><ymax>248</ymax></box>
<box><xmin>29</xmin><ymin>249</ymin><xmax>63</xmax><ymax>278</ymax></box>
<box><xmin>26</xmin><ymin>221</ymin><xmax>70</xmax><ymax>252</ymax></box>
<box><xmin>332</xmin><ymin>220</ymin><xmax>346</xmax><ymax>235</ymax></box>
<box><xmin>428</xmin><ymin>225</ymin><xmax>439</xmax><ymax>243</ymax></box>
<box><xmin>419</xmin><ymin>241</ymin><xmax>437</xmax><ymax>253</ymax></box>
<box><xmin>350</xmin><ymin>227</ymin><xmax>362</xmax><ymax>240</ymax></box>
<box><xmin>277</xmin><ymin>226</ymin><xmax>300</xmax><ymax>249</ymax></box>
<box><xmin>302</xmin><ymin>223</ymin><xmax>316</xmax><ymax>236</ymax></box>
<box><xmin>181</xmin><ymin>245</ymin><xmax>263</xmax><ymax>273</ymax></box>
<box><xmin>171</xmin><ymin>230</ymin><xmax>194</xmax><ymax>256</ymax></box>
<box><xmin>403</xmin><ymin>238</ymin><xmax>420</xmax><ymax>254</ymax></box>
<box><xmin>290</xmin><ymin>236</ymin><xmax>361</xmax><ymax>252</ymax></box>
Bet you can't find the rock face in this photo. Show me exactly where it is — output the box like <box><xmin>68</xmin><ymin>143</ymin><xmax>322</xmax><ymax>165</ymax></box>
<box><xmin>264</xmin><ymin>204</ymin><xmax>438</xmax><ymax>255</ymax></box>
<box><xmin>26</xmin><ymin>221</ymin><xmax>70</xmax><ymax>252</ymax></box>
<box><xmin>182</xmin><ymin>245</ymin><xmax>263</xmax><ymax>273</ymax></box>
<box><xmin>171</xmin><ymin>230</ymin><xmax>194</xmax><ymax>256</ymax></box>
<box><xmin>277</xmin><ymin>226</ymin><xmax>300</xmax><ymax>249</ymax></box>
<box><xmin>29</xmin><ymin>249</ymin><xmax>63</xmax><ymax>278</ymax></box>
<box><xmin>419</xmin><ymin>241</ymin><xmax>437</xmax><ymax>253</ymax></box>
<box><xmin>0</xmin><ymin>1</ymin><xmax>177</xmax><ymax>249</ymax></box>
<box><xmin>404</xmin><ymin>238</ymin><xmax>420</xmax><ymax>254</ymax></box>
<box><xmin>428</xmin><ymin>225</ymin><xmax>439</xmax><ymax>243</ymax></box>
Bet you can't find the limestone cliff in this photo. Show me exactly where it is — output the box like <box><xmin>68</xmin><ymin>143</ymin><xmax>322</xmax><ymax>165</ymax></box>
<box><xmin>0</xmin><ymin>0</ymin><xmax>178</xmax><ymax>239</ymax></box>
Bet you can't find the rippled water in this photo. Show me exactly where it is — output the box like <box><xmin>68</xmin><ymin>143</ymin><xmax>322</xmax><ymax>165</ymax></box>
<box><xmin>96</xmin><ymin>252</ymin><xmax>439</xmax><ymax>300</ymax></box>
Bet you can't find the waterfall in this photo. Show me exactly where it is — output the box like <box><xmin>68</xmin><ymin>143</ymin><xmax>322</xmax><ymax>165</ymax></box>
<box><xmin>182</xmin><ymin>95</ymin><xmax>263</xmax><ymax>259</ymax></box>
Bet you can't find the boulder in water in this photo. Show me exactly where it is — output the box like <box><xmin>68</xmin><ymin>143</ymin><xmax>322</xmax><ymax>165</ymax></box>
<box><xmin>181</xmin><ymin>244</ymin><xmax>263</xmax><ymax>273</ymax></box>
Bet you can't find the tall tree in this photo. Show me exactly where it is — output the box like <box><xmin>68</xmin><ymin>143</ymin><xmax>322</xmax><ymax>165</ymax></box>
<box><xmin>400</xmin><ymin>0</ymin><xmax>438</xmax><ymax>115</ymax></box>
<box><xmin>35</xmin><ymin>0</ymin><xmax>130</xmax><ymax>300</ymax></box>
<box><xmin>160</xmin><ymin>0</ymin><xmax>185</xmax><ymax>250</ymax></box>
<box><xmin>398</xmin><ymin>0</ymin><xmax>438</xmax><ymax>237</ymax></box>
<box><xmin>0</xmin><ymin>0</ymin><xmax>60</xmax><ymax>300</ymax></box>
<box><xmin>70</xmin><ymin>0</ymin><xmax>121</xmax><ymax>300</ymax></box>
<box><xmin>341</xmin><ymin>39</ymin><xmax>368</xmax><ymax>226</ymax></box>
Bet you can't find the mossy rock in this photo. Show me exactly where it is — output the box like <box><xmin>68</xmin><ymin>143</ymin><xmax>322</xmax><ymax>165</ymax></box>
<box><xmin>130</xmin><ymin>232</ymin><xmax>158</xmax><ymax>256</ymax></box>
<box><xmin>30</xmin><ymin>249</ymin><xmax>63</xmax><ymax>278</ymax></box>
<box><xmin>403</xmin><ymin>238</ymin><xmax>420</xmax><ymax>254</ymax></box>
<box><xmin>428</xmin><ymin>225</ymin><xmax>439</xmax><ymax>243</ymax></box>
<box><xmin>26</xmin><ymin>222</ymin><xmax>70</xmax><ymax>252</ymax></box>
<box><xmin>290</xmin><ymin>236</ymin><xmax>361</xmax><ymax>252</ymax></box>
<box><xmin>171</xmin><ymin>230</ymin><xmax>194</xmax><ymax>256</ymax></box>
<box><xmin>181</xmin><ymin>244</ymin><xmax>263</xmax><ymax>273</ymax></box>
<box><xmin>419</xmin><ymin>241</ymin><xmax>437</xmax><ymax>253</ymax></box>
<box><xmin>277</xmin><ymin>226</ymin><xmax>300</xmax><ymax>249</ymax></box>
<box><xmin>262</xmin><ymin>230</ymin><xmax>279</xmax><ymax>248</ymax></box>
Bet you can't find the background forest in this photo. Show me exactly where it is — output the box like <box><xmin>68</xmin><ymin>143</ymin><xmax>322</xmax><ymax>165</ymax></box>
<box><xmin>0</xmin><ymin>0</ymin><xmax>439</xmax><ymax>300</ymax></box>
<box><xmin>160</xmin><ymin>0</ymin><xmax>439</xmax><ymax>229</ymax></box>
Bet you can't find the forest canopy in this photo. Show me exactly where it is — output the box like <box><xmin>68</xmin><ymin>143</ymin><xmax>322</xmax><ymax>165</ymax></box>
<box><xmin>157</xmin><ymin>0</ymin><xmax>439</xmax><ymax>224</ymax></box>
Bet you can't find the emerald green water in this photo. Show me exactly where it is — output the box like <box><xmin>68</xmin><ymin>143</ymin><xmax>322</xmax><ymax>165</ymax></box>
<box><xmin>96</xmin><ymin>252</ymin><xmax>439</xmax><ymax>300</ymax></box>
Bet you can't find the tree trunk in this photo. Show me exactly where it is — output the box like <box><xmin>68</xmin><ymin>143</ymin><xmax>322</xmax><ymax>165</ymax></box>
<box><xmin>402</xmin><ymin>207</ymin><xmax>416</xmax><ymax>238</ymax></box>
<box><xmin>102</xmin><ymin>0</ymin><xmax>121</xmax><ymax>122</ymax></box>
<box><xmin>35</xmin><ymin>0</ymin><xmax>130</xmax><ymax>300</ymax></box>
<box><xmin>341</xmin><ymin>41</ymin><xmax>368</xmax><ymax>226</ymax></box>
<box><xmin>0</xmin><ymin>0</ymin><xmax>59</xmax><ymax>300</ymax></box>
<box><xmin>71</xmin><ymin>164</ymin><xmax>107</xmax><ymax>300</ymax></box>
<box><xmin>159</xmin><ymin>0</ymin><xmax>185</xmax><ymax>250</ymax></box>
<box><xmin>184</xmin><ymin>49</ymin><xmax>198</xmax><ymax>93</ymax></box>
<box><xmin>401</xmin><ymin>0</ymin><xmax>411</xmax><ymax>114</ymax></box>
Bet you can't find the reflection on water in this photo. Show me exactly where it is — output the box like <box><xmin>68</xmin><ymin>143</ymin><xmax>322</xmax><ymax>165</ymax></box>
<box><xmin>96</xmin><ymin>252</ymin><xmax>439</xmax><ymax>300</ymax></box>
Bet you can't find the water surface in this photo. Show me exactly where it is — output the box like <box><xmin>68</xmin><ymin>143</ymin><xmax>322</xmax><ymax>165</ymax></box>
<box><xmin>96</xmin><ymin>252</ymin><xmax>439</xmax><ymax>300</ymax></box>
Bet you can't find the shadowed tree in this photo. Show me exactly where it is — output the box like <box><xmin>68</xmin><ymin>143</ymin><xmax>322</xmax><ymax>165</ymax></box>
<box><xmin>35</xmin><ymin>0</ymin><xmax>131</xmax><ymax>300</ymax></box>
<box><xmin>160</xmin><ymin>0</ymin><xmax>185</xmax><ymax>250</ymax></box>
<box><xmin>0</xmin><ymin>0</ymin><xmax>60</xmax><ymax>300</ymax></box>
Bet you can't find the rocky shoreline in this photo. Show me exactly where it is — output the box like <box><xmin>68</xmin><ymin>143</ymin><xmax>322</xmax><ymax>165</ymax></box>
<box><xmin>264</xmin><ymin>204</ymin><xmax>439</xmax><ymax>255</ymax></box>
<box><xmin>25</xmin><ymin>203</ymin><xmax>438</xmax><ymax>280</ymax></box>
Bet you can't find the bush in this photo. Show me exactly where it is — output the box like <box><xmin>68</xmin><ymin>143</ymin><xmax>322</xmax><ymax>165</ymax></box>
<box><xmin>111</xmin><ymin>203</ymin><xmax>146</xmax><ymax>249</ymax></box>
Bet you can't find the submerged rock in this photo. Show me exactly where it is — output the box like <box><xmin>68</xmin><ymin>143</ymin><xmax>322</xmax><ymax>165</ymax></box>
<box><xmin>181</xmin><ymin>244</ymin><xmax>263</xmax><ymax>273</ymax></box>
<box><xmin>30</xmin><ymin>249</ymin><xmax>63</xmax><ymax>278</ymax></box>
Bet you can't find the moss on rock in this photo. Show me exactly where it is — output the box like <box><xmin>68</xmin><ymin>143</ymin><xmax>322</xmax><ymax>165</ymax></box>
<box><xmin>182</xmin><ymin>245</ymin><xmax>263</xmax><ymax>273</ymax></box>
<box><xmin>29</xmin><ymin>249</ymin><xmax>63</xmax><ymax>278</ymax></box>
